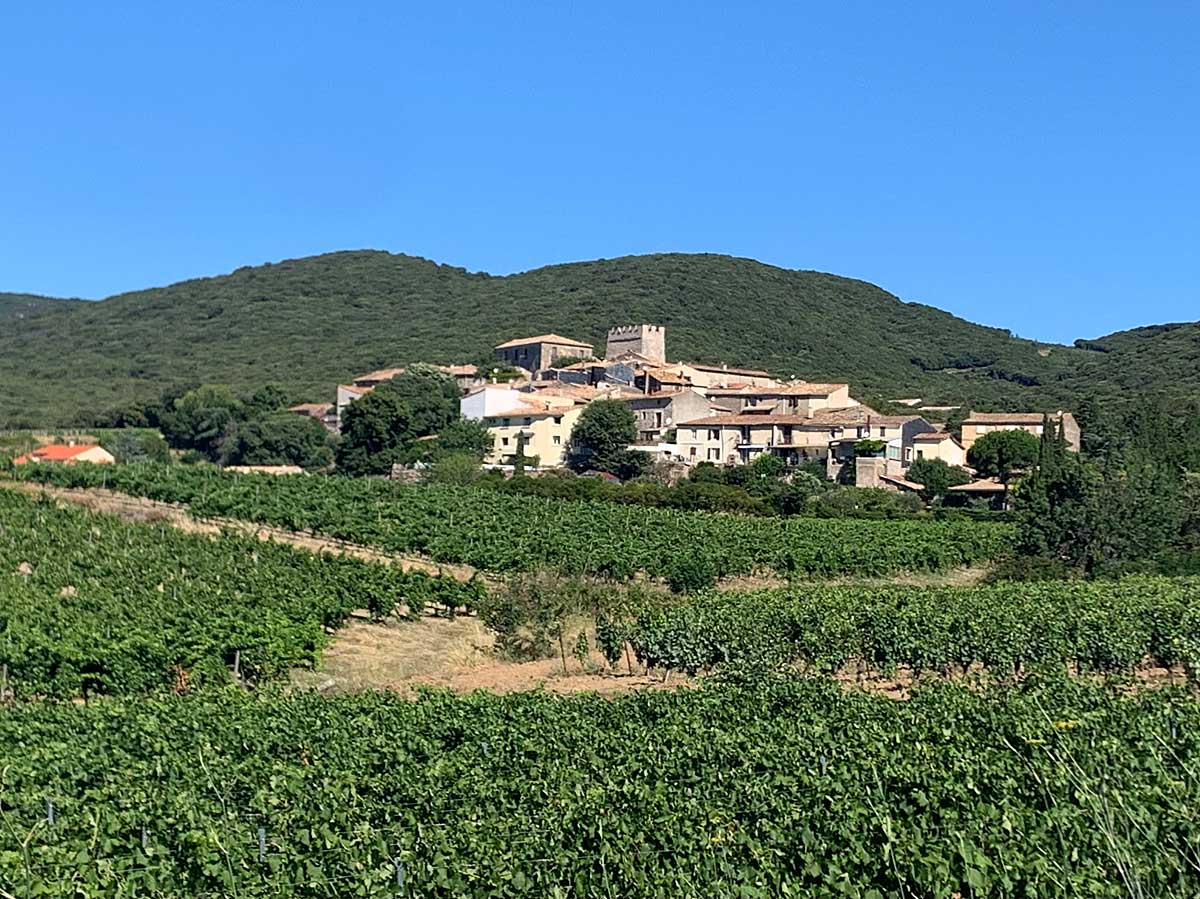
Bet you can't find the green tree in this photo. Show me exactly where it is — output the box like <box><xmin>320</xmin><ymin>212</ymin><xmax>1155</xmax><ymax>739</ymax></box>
<box><xmin>335</xmin><ymin>388</ymin><xmax>415</xmax><ymax>476</ymax></box>
<box><xmin>428</xmin><ymin>418</ymin><xmax>493</xmax><ymax>461</ymax></box>
<box><xmin>243</xmin><ymin>384</ymin><xmax>290</xmax><ymax>418</ymax></box>
<box><xmin>967</xmin><ymin>428</ymin><xmax>1040</xmax><ymax>481</ymax></box>
<box><xmin>427</xmin><ymin>452</ymin><xmax>485</xmax><ymax>486</ymax></box>
<box><xmin>229</xmin><ymin>413</ymin><xmax>333</xmax><ymax>469</ymax></box>
<box><xmin>906</xmin><ymin>458</ymin><xmax>971</xmax><ymax>502</ymax></box>
<box><xmin>385</xmin><ymin>365</ymin><xmax>461</xmax><ymax>437</ymax></box>
<box><xmin>566</xmin><ymin>400</ymin><xmax>646</xmax><ymax>477</ymax></box>
<box><xmin>101</xmin><ymin>430</ymin><xmax>171</xmax><ymax>464</ymax></box>
<box><xmin>159</xmin><ymin>385</ymin><xmax>243</xmax><ymax>462</ymax></box>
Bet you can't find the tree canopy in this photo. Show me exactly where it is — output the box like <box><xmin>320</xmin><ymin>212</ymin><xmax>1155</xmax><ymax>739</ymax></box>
<box><xmin>335</xmin><ymin>367</ymin><xmax>469</xmax><ymax>476</ymax></box>
<box><xmin>906</xmin><ymin>458</ymin><xmax>972</xmax><ymax>501</ymax></box>
<box><xmin>967</xmin><ymin>429</ymin><xmax>1040</xmax><ymax>480</ymax></box>
<box><xmin>565</xmin><ymin>400</ymin><xmax>648</xmax><ymax>479</ymax></box>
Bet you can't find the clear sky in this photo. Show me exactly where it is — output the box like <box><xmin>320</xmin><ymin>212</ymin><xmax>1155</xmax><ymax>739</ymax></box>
<box><xmin>2</xmin><ymin>2</ymin><xmax>1196</xmax><ymax>343</ymax></box>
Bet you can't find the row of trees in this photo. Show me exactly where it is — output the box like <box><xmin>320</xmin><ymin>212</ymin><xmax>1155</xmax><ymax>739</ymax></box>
<box><xmin>107</xmin><ymin>384</ymin><xmax>334</xmax><ymax>468</ymax></box>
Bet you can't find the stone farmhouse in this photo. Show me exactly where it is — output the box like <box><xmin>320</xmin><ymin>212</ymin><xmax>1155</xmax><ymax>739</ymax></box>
<box><xmin>961</xmin><ymin>410</ymin><xmax>1081</xmax><ymax>452</ymax></box>
<box><xmin>493</xmin><ymin>334</ymin><xmax>595</xmax><ymax>374</ymax></box>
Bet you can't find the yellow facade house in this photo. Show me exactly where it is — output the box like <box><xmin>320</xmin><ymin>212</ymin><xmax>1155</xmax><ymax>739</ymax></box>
<box><xmin>910</xmin><ymin>431</ymin><xmax>966</xmax><ymax>466</ymax></box>
<box><xmin>482</xmin><ymin>394</ymin><xmax>584</xmax><ymax>468</ymax></box>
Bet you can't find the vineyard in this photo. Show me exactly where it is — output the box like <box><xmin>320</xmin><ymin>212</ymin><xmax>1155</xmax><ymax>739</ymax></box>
<box><xmin>6</xmin><ymin>466</ymin><xmax>1200</xmax><ymax>896</ymax></box>
<box><xmin>614</xmin><ymin>577</ymin><xmax>1200</xmax><ymax>677</ymax></box>
<box><xmin>9</xmin><ymin>463</ymin><xmax>1015</xmax><ymax>578</ymax></box>
<box><xmin>4</xmin><ymin>677</ymin><xmax>1200</xmax><ymax>897</ymax></box>
<box><xmin>0</xmin><ymin>491</ymin><xmax>479</xmax><ymax>698</ymax></box>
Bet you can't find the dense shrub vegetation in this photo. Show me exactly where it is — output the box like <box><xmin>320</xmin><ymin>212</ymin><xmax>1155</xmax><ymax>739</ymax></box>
<box><xmin>12</xmin><ymin>464</ymin><xmax>1015</xmax><ymax>578</ymax></box>
<box><xmin>4</xmin><ymin>677</ymin><xmax>1200</xmax><ymax>897</ymax></box>
<box><xmin>0</xmin><ymin>491</ymin><xmax>472</xmax><ymax>697</ymax></box>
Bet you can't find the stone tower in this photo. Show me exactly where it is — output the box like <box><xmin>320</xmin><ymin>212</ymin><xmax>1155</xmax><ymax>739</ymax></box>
<box><xmin>605</xmin><ymin>324</ymin><xmax>666</xmax><ymax>364</ymax></box>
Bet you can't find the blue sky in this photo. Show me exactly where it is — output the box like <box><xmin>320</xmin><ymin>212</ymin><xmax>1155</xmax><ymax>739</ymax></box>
<box><xmin>2</xmin><ymin>1</ymin><xmax>1195</xmax><ymax>343</ymax></box>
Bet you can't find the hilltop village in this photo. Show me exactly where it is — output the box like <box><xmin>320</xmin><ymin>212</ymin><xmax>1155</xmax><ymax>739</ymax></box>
<box><xmin>299</xmin><ymin>324</ymin><xmax>1079</xmax><ymax>498</ymax></box>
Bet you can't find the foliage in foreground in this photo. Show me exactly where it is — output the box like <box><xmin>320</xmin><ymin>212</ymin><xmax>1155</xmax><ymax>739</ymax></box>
<box><xmin>12</xmin><ymin>463</ymin><xmax>1015</xmax><ymax>579</ymax></box>
<box><xmin>3</xmin><ymin>677</ymin><xmax>1200</xmax><ymax>898</ymax></box>
<box><xmin>611</xmin><ymin>577</ymin><xmax>1200</xmax><ymax>677</ymax></box>
<box><xmin>0</xmin><ymin>491</ymin><xmax>471</xmax><ymax>698</ymax></box>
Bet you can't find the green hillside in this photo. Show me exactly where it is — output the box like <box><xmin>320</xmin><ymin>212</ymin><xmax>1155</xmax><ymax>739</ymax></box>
<box><xmin>0</xmin><ymin>251</ymin><xmax>1191</xmax><ymax>426</ymax></box>
<box><xmin>0</xmin><ymin>292</ymin><xmax>79</xmax><ymax>322</ymax></box>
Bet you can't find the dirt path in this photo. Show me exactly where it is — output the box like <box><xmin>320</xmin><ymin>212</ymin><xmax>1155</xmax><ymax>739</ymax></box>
<box><xmin>1</xmin><ymin>480</ymin><xmax>481</xmax><ymax>582</ymax></box>
<box><xmin>296</xmin><ymin>613</ymin><xmax>678</xmax><ymax>696</ymax></box>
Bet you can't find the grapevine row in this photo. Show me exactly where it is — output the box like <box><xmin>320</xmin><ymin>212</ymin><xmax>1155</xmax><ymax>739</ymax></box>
<box><xmin>11</xmin><ymin>463</ymin><xmax>1015</xmax><ymax>578</ymax></box>
<box><xmin>0</xmin><ymin>491</ymin><xmax>478</xmax><ymax>698</ymax></box>
<box><xmin>3</xmin><ymin>677</ymin><xmax>1199</xmax><ymax>898</ymax></box>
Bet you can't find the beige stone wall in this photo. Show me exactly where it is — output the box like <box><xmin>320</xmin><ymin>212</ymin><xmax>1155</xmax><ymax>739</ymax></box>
<box><xmin>912</xmin><ymin>438</ymin><xmax>965</xmax><ymax>467</ymax></box>
<box><xmin>606</xmin><ymin>325</ymin><xmax>666</xmax><ymax>364</ymax></box>
<box><xmin>76</xmin><ymin>446</ymin><xmax>116</xmax><ymax>464</ymax></box>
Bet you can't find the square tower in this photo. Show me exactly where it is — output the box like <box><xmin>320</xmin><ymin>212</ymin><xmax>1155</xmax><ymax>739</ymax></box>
<box><xmin>605</xmin><ymin>324</ymin><xmax>666</xmax><ymax>364</ymax></box>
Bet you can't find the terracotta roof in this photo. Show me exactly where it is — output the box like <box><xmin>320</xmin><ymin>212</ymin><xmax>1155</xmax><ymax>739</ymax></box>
<box><xmin>494</xmin><ymin>333</ymin><xmax>594</xmax><ymax>350</ymax></box>
<box><xmin>484</xmin><ymin>397</ymin><xmax>569</xmax><ymax>417</ymax></box>
<box><xmin>526</xmin><ymin>384</ymin><xmax>602</xmax><ymax>402</ymax></box>
<box><xmin>438</xmin><ymin>364</ymin><xmax>480</xmax><ymax>377</ymax></box>
<box><xmin>289</xmin><ymin>403</ymin><xmax>332</xmax><ymax>414</ymax></box>
<box><xmin>706</xmin><ymin>382</ymin><xmax>848</xmax><ymax>397</ymax></box>
<box><xmin>15</xmin><ymin>444</ymin><xmax>104</xmax><ymax>463</ymax></box>
<box><xmin>352</xmin><ymin>367</ymin><xmax>405</xmax><ymax>384</ymax></box>
<box><xmin>948</xmin><ymin>478</ymin><xmax>1008</xmax><ymax>493</ymax></box>
<box><xmin>687</xmin><ymin>363</ymin><xmax>772</xmax><ymax>377</ymax></box>
<box><xmin>808</xmin><ymin>407</ymin><xmax>922</xmax><ymax>427</ymax></box>
<box><xmin>615</xmin><ymin>390</ymin><xmax>687</xmax><ymax>402</ymax></box>
<box><xmin>338</xmin><ymin>384</ymin><xmax>367</xmax><ymax>395</ymax></box>
<box><xmin>912</xmin><ymin>431</ymin><xmax>960</xmax><ymax>442</ymax></box>
<box><xmin>964</xmin><ymin>411</ymin><xmax>1068</xmax><ymax>424</ymax></box>
<box><xmin>880</xmin><ymin>474</ymin><xmax>924</xmax><ymax>491</ymax></box>
<box><xmin>677</xmin><ymin>406</ymin><xmax>924</xmax><ymax>429</ymax></box>
<box><xmin>643</xmin><ymin>367</ymin><xmax>691</xmax><ymax>382</ymax></box>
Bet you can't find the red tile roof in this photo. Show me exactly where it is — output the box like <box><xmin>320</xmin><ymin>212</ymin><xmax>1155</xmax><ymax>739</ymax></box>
<box><xmin>14</xmin><ymin>444</ymin><xmax>106</xmax><ymax>464</ymax></box>
<box><xmin>494</xmin><ymin>333</ymin><xmax>594</xmax><ymax>350</ymax></box>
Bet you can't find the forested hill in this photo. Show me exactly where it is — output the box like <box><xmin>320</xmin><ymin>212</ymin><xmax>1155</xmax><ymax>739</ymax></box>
<box><xmin>0</xmin><ymin>250</ymin><xmax>1193</xmax><ymax>426</ymax></box>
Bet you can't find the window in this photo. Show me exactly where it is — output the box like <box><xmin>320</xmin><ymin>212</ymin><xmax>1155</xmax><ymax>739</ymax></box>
<box><xmin>707</xmin><ymin>448</ymin><xmax>719</xmax><ymax>460</ymax></box>
<box><xmin>523</xmin><ymin>417</ymin><xmax>532</xmax><ymax>426</ymax></box>
<box><xmin>740</xmin><ymin>427</ymin><xmax>750</xmax><ymax>441</ymax></box>
<box><xmin>554</xmin><ymin>416</ymin><xmax>562</xmax><ymax>424</ymax></box>
<box><xmin>708</xmin><ymin>429</ymin><xmax>719</xmax><ymax>441</ymax></box>
<box><xmin>916</xmin><ymin>448</ymin><xmax>924</xmax><ymax>459</ymax></box>
<box><xmin>689</xmin><ymin>447</ymin><xmax>697</xmax><ymax>457</ymax></box>
<box><xmin>553</xmin><ymin>435</ymin><xmax>561</xmax><ymax>445</ymax></box>
<box><xmin>502</xmin><ymin>437</ymin><xmax>510</xmax><ymax>446</ymax></box>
